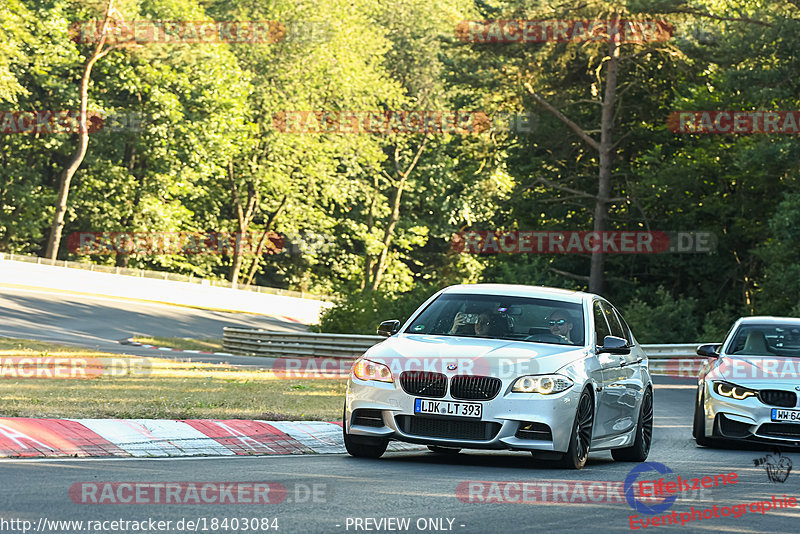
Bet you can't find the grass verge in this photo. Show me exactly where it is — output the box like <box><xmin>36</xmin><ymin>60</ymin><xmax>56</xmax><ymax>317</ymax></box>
<box><xmin>131</xmin><ymin>336</ymin><xmax>225</xmax><ymax>352</ymax></box>
<box><xmin>0</xmin><ymin>337</ymin><xmax>344</xmax><ymax>421</ymax></box>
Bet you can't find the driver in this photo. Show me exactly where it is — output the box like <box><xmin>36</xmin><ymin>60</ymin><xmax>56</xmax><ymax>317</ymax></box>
<box><xmin>548</xmin><ymin>310</ymin><xmax>574</xmax><ymax>343</ymax></box>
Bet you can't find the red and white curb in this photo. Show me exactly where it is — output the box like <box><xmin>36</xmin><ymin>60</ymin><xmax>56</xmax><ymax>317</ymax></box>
<box><xmin>119</xmin><ymin>338</ymin><xmax>234</xmax><ymax>357</ymax></box>
<box><xmin>0</xmin><ymin>418</ymin><xmax>422</xmax><ymax>458</ymax></box>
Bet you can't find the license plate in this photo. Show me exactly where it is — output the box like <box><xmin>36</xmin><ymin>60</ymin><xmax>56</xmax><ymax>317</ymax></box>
<box><xmin>771</xmin><ymin>408</ymin><xmax>800</xmax><ymax>422</ymax></box>
<box><xmin>414</xmin><ymin>398</ymin><xmax>482</xmax><ymax>418</ymax></box>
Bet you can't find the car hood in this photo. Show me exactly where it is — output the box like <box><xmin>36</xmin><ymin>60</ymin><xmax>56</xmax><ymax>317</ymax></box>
<box><xmin>707</xmin><ymin>355</ymin><xmax>800</xmax><ymax>387</ymax></box>
<box><xmin>362</xmin><ymin>334</ymin><xmax>587</xmax><ymax>379</ymax></box>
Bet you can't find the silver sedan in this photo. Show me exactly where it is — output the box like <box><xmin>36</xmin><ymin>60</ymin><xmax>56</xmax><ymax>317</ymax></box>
<box><xmin>343</xmin><ymin>284</ymin><xmax>654</xmax><ymax>469</ymax></box>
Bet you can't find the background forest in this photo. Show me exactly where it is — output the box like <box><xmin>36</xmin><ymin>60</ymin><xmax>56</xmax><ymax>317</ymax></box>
<box><xmin>2</xmin><ymin>0</ymin><xmax>800</xmax><ymax>342</ymax></box>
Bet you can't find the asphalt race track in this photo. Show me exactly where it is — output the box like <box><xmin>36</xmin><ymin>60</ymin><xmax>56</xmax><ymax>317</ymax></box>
<box><xmin>0</xmin><ymin>286</ymin><xmax>306</xmax><ymax>365</ymax></box>
<box><xmin>0</xmin><ymin>286</ymin><xmax>796</xmax><ymax>532</ymax></box>
<box><xmin>1</xmin><ymin>376</ymin><xmax>797</xmax><ymax>533</ymax></box>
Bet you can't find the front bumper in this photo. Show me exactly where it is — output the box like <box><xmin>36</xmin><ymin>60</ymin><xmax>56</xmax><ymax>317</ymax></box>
<box><xmin>701</xmin><ymin>382</ymin><xmax>800</xmax><ymax>446</ymax></box>
<box><xmin>345</xmin><ymin>375</ymin><xmax>583</xmax><ymax>453</ymax></box>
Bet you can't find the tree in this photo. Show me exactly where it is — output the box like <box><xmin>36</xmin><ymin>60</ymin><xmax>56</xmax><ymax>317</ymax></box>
<box><xmin>45</xmin><ymin>0</ymin><xmax>130</xmax><ymax>259</ymax></box>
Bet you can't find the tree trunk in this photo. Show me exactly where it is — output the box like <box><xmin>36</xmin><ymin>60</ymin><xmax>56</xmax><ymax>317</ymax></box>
<box><xmin>526</xmin><ymin>17</ymin><xmax>623</xmax><ymax>294</ymax></box>
<box><xmin>45</xmin><ymin>0</ymin><xmax>117</xmax><ymax>260</ymax></box>
<box><xmin>589</xmin><ymin>24</ymin><xmax>621</xmax><ymax>295</ymax></box>
<box><xmin>242</xmin><ymin>195</ymin><xmax>287</xmax><ymax>286</ymax></box>
<box><xmin>115</xmin><ymin>141</ymin><xmax>138</xmax><ymax>268</ymax></box>
<box><xmin>362</xmin><ymin>174</ymin><xmax>379</xmax><ymax>291</ymax></box>
<box><xmin>370</xmin><ymin>176</ymin><xmax>406</xmax><ymax>291</ymax></box>
<box><xmin>368</xmin><ymin>138</ymin><xmax>427</xmax><ymax>292</ymax></box>
<box><xmin>228</xmin><ymin>161</ymin><xmax>258</xmax><ymax>287</ymax></box>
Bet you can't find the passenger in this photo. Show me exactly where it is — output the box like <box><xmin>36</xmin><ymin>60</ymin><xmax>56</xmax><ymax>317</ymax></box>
<box><xmin>450</xmin><ymin>312</ymin><xmax>494</xmax><ymax>337</ymax></box>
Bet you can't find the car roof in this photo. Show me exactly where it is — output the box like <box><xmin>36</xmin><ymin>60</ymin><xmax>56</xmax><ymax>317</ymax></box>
<box><xmin>440</xmin><ymin>283</ymin><xmax>593</xmax><ymax>304</ymax></box>
<box><xmin>735</xmin><ymin>316</ymin><xmax>800</xmax><ymax>325</ymax></box>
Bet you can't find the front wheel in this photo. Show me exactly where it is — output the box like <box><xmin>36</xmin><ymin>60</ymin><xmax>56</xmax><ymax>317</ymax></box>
<box><xmin>693</xmin><ymin>387</ymin><xmax>715</xmax><ymax>447</ymax></box>
<box><xmin>343</xmin><ymin>406</ymin><xmax>388</xmax><ymax>458</ymax></box>
<box><xmin>612</xmin><ymin>387</ymin><xmax>653</xmax><ymax>462</ymax></box>
<box><xmin>558</xmin><ymin>389</ymin><xmax>594</xmax><ymax>469</ymax></box>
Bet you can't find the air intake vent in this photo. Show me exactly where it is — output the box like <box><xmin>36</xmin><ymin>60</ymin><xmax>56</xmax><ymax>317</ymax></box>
<box><xmin>715</xmin><ymin>414</ymin><xmax>752</xmax><ymax>439</ymax></box>
<box><xmin>351</xmin><ymin>409</ymin><xmax>384</xmax><ymax>428</ymax></box>
<box><xmin>515</xmin><ymin>422</ymin><xmax>553</xmax><ymax>441</ymax></box>
<box><xmin>758</xmin><ymin>423</ymin><xmax>800</xmax><ymax>439</ymax></box>
<box><xmin>395</xmin><ymin>415</ymin><xmax>501</xmax><ymax>441</ymax></box>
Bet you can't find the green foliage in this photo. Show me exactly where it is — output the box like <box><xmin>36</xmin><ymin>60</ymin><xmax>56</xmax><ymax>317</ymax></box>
<box><xmin>623</xmin><ymin>286</ymin><xmax>742</xmax><ymax>343</ymax></box>
<box><xmin>755</xmin><ymin>193</ymin><xmax>800</xmax><ymax>315</ymax></box>
<box><xmin>622</xmin><ymin>287</ymin><xmax>701</xmax><ymax>344</ymax></box>
<box><xmin>316</xmin><ymin>284</ymin><xmax>440</xmax><ymax>334</ymax></box>
<box><xmin>3</xmin><ymin>0</ymin><xmax>800</xmax><ymax>342</ymax></box>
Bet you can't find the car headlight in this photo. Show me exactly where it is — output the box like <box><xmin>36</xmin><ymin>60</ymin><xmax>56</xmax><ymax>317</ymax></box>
<box><xmin>353</xmin><ymin>359</ymin><xmax>394</xmax><ymax>383</ymax></box>
<box><xmin>512</xmin><ymin>374</ymin><xmax>573</xmax><ymax>394</ymax></box>
<box><xmin>713</xmin><ymin>381</ymin><xmax>756</xmax><ymax>400</ymax></box>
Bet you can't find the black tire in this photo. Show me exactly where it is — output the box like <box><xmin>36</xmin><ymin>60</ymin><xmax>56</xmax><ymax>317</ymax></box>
<box><xmin>427</xmin><ymin>445</ymin><xmax>461</xmax><ymax>454</ymax></box>
<box><xmin>558</xmin><ymin>389</ymin><xmax>594</xmax><ymax>469</ymax></box>
<box><xmin>693</xmin><ymin>387</ymin><xmax>715</xmax><ymax>447</ymax></box>
<box><xmin>343</xmin><ymin>406</ymin><xmax>389</xmax><ymax>458</ymax></box>
<box><xmin>612</xmin><ymin>387</ymin><xmax>653</xmax><ymax>462</ymax></box>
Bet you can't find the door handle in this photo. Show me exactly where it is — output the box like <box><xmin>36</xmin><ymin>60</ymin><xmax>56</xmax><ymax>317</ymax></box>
<box><xmin>620</xmin><ymin>358</ymin><xmax>643</xmax><ymax>368</ymax></box>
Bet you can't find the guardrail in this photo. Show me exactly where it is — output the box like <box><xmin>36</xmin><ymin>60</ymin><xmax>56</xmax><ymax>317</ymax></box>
<box><xmin>223</xmin><ymin>328</ymin><xmax>383</xmax><ymax>359</ymax></box>
<box><xmin>223</xmin><ymin>329</ymin><xmax>714</xmax><ymax>372</ymax></box>
<box><xmin>640</xmin><ymin>343</ymin><xmax>711</xmax><ymax>375</ymax></box>
<box><xmin>0</xmin><ymin>252</ymin><xmax>328</xmax><ymax>301</ymax></box>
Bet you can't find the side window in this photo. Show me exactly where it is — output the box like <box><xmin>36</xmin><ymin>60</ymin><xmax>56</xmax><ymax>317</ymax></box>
<box><xmin>601</xmin><ymin>302</ymin><xmax>625</xmax><ymax>340</ymax></box>
<box><xmin>613</xmin><ymin>308</ymin><xmax>634</xmax><ymax>344</ymax></box>
<box><xmin>593</xmin><ymin>301</ymin><xmax>611</xmax><ymax>345</ymax></box>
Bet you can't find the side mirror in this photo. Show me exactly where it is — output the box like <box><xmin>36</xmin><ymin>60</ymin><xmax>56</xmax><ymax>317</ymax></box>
<box><xmin>696</xmin><ymin>344</ymin><xmax>720</xmax><ymax>358</ymax></box>
<box><xmin>599</xmin><ymin>335</ymin><xmax>630</xmax><ymax>355</ymax></box>
<box><xmin>377</xmin><ymin>320</ymin><xmax>401</xmax><ymax>337</ymax></box>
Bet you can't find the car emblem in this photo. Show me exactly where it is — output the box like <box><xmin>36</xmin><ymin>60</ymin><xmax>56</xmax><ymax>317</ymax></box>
<box><xmin>447</xmin><ymin>363</ymin><xmax>457</xmax><ymax>371</ymax></box>
<box><xmin>796</xmin><ymin>386</ymin><xmax>800</xmax><ymax>391</ymax></box>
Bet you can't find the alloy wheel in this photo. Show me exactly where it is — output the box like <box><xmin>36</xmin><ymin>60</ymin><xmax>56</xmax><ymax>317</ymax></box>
<box><xmin>576</xmin><ymin>391</ymin><xmax>594</xmax><ymax>463</ymax></box>
<box><xmin>640</xmin><ymin>390</ymin><xmax>653</xmax><ymax>454</ymax></box>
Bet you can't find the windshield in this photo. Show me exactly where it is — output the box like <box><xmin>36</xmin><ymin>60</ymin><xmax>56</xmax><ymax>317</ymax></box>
<box><xmin>404</xmin><ymin>293</ymin><xmax>585</xmax><ymax>346</ymax></box>
<box><xmin>727</xmin><ymin>324</ymin><xmax>800</xmax><ymax>357</ymax></box>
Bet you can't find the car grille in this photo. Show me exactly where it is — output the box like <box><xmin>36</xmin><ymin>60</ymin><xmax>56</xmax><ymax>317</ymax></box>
<box><xmin>515</xmin><ymin>422</ymin><xmax>553</xmax><ymax>441</ymax></box>
<box><xmin>450</xmin><ymin>375</ymin><xmax>502</xmax><ymax>400</ymax></box>
<box><xmin>759</xmin><ymin>390</ymin><xmax>797</xmax><ymax>408</ymax></box>
<box><xmin>399</xmin><ymin>371</ymin><xmax>446</xmax><ymax>398</ymax></box>
<box><xmin>351</xmin><ymin>409</ymin><xmax>384</xmax><ymax>427</ymax></box>
<box><xmin>395</xmin><ymin>415</ymin><xmax>501</xmax><ymax>441</ymax></box>
<box><xmin>757</xmin><ymin>423</ymin><xmax>800</xmax><ymax>439</ymax></box>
